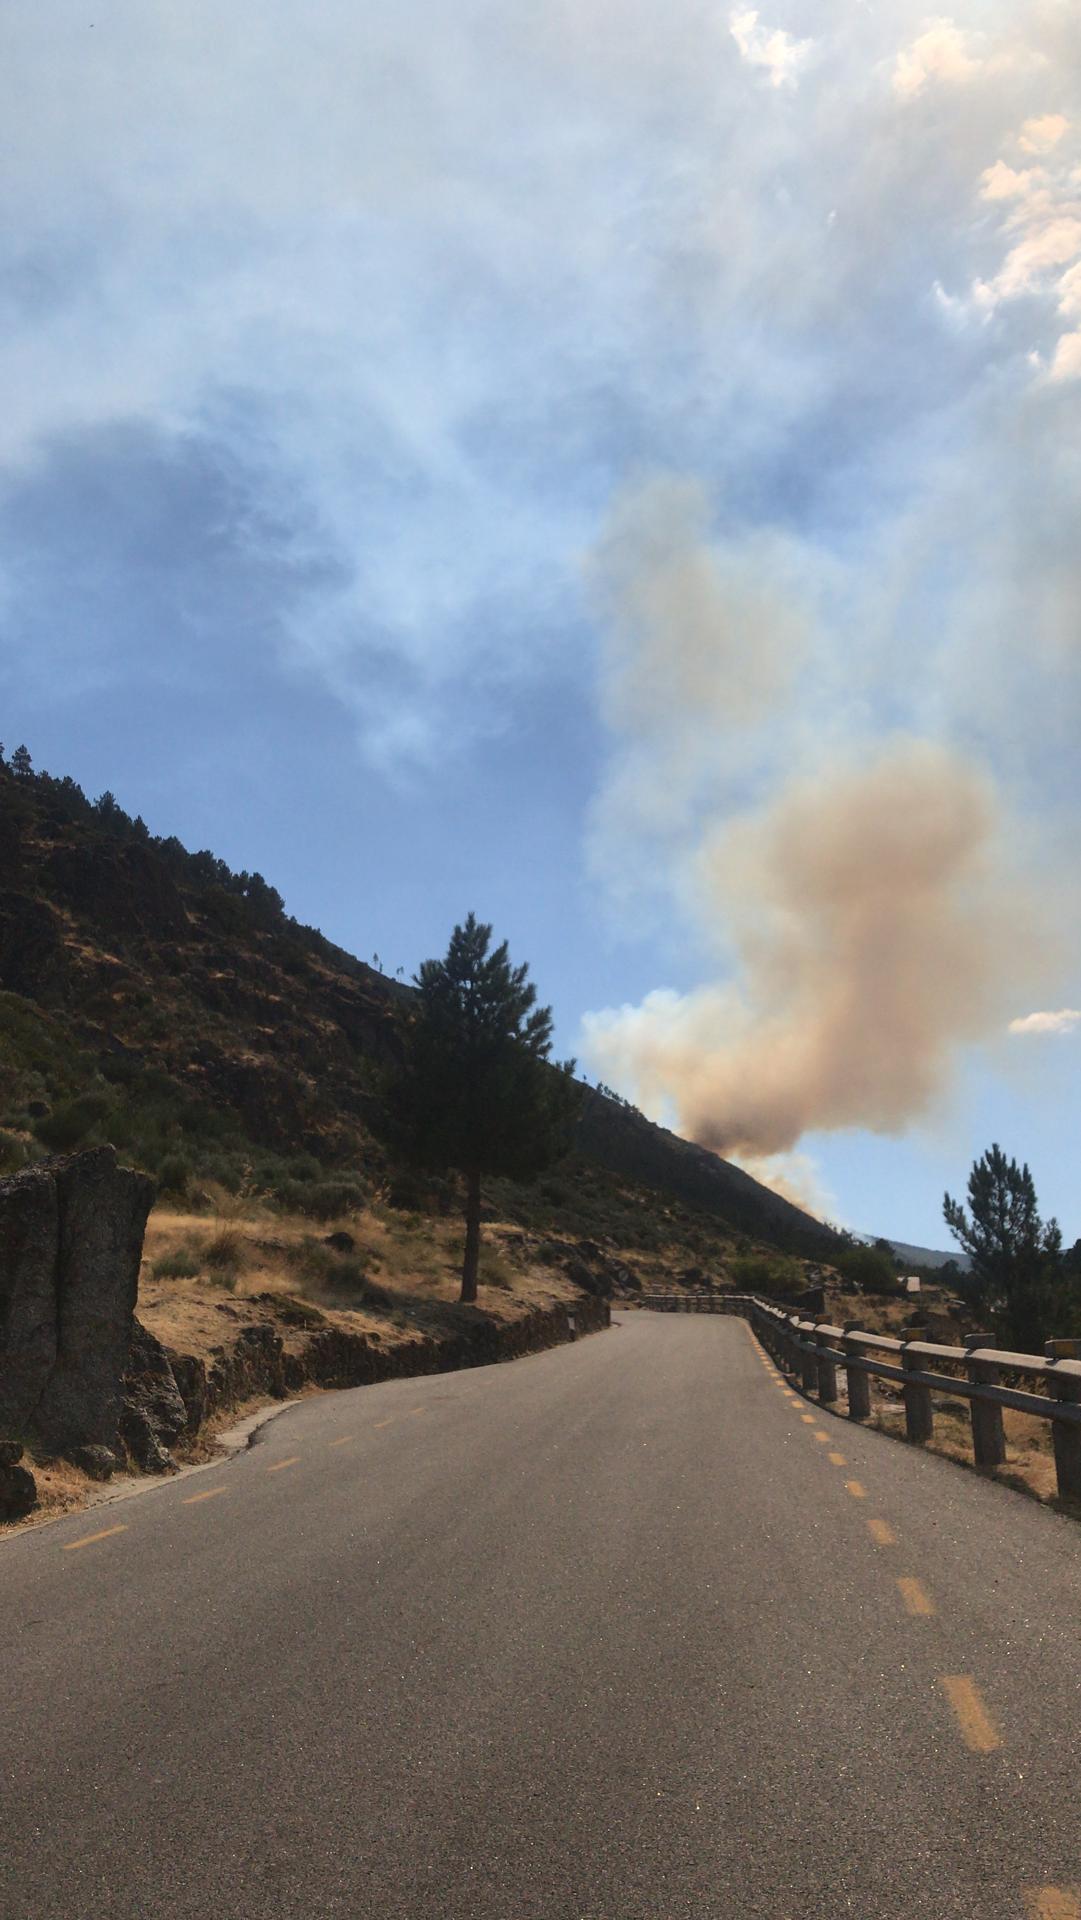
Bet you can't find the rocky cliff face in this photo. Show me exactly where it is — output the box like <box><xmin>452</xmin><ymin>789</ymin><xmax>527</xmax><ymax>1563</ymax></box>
<box><xmin>0</xmin><ymin>1146</ymin><xmax>154</xmax><ymax>1512</ymax></box>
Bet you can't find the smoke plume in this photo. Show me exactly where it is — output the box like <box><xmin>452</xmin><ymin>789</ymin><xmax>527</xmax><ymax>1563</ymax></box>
<box><xmin>584</xmin><ymin>739</ymin><xmax>1048</xmax><ymax>1164</ymax></box>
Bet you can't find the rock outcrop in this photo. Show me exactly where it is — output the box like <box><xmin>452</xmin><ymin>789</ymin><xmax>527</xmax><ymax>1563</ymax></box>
<box><xmin>119</xmin><ymin>1321</ymin><xmax>188</xmax><ymax>1472</ymax></box>
<box><xmin>0</xmin><ymin>1440</ymin><xmax>37</xmax><ymax>1520</ymax></box>
<box><xmin>0</xmin><ymin>1147</ymin><xmax>154</xmax><ymax>1489</ymax></box>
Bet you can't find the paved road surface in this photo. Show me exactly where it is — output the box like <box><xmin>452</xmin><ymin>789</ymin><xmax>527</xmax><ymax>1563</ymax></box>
<box><xmin>4</xmin><ymin>1312</ymin><xmax>1081</xmax><ymax>1919</ymax></box>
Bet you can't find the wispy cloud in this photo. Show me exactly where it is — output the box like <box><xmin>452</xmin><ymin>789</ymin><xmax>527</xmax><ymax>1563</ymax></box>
<box><xmin>729</xmin><ymin>9</ymin><xmax>813</xmax><ymax>89</ymax></box>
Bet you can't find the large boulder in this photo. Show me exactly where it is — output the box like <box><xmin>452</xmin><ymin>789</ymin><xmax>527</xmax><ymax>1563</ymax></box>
<box><xmin>29</xmin><ymin>1149</ymin><xmax>155</xmax><ymax>1456</ymax></box>
<box><xmin>0</xmin><ymin>1162</ymin><xmax>62</xmax><ymax>1438</ymax></box>
<box><xmin>0</xmin><ymin>1147</ymin><xmax>154</xmax><ymax>1464</ymax></box>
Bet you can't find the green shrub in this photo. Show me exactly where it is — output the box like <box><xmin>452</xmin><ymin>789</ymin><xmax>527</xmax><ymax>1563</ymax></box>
<box><xmin>151</xmin><ymin>1246</ymin><xmax>201</xmax><ymax>1281</ymax></box>
<box><xmin>833</xmin><ymin>1244</ymin><xmax>898</xmax><ymax>1294</ymax></box>
<box><xmin>156</xmin><ymin>1153</ymin><xmax>192</xmax><ymax>1198</ymax></box>
<box><xmin>33</xmin><ymin>1090</ymin><xmax>114</xmax><ymax>1152</ymax></box>
<box><xmin>275</xmin><ymin>1177</ymin><xmax>367</xmax><ymax>1221</ymax></box>
<box><xmin>202</xmin><ymin>1226</ymin><xmax>245</xmax><ymax>1275</ymax></box>
<box><xmin>0</xmin><ymin>1129</ymin><xmax>26</xmax><ymax>1174</ymax></box>
<box><xmin>728</xmin><ymin>1252</ymin><xmax>803</xmax><ymax>1299</ymax></box>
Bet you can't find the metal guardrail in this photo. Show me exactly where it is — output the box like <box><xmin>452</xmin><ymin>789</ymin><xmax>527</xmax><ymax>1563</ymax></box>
<box><xmin>630</xmin><ymin>1290</ymin><xmax>1081</xmax><ymax>1502</ymax></box>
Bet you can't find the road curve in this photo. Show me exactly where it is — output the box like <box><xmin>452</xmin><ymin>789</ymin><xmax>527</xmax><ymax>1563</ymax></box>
<box><xmin>4</xmin><ymin>1312</ymin><xmax>1081</xmax><ymax>1919</ymax></box>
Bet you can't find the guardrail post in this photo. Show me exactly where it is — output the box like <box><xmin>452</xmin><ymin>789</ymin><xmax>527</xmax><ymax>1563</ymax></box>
<box><xmin>1046</xmin><ymin>1341</ymin><xmax>1081</xmax><ymax>1502</ymax></box>
<box><xmin>799</xmin><ymin>1328</ymin><xmax>818</xmax><ymax>1396</ymax></box>
<box><xmin>965</xmin><ymin>1334</ymin><xmax>1005</xmax><ymax>1469</ymax></box>
<box><xmin>901</xmin><ymin>1328</ymin><xmax>933</xmax><ymax>1445</ymax></box>
<box><xmin>814</xmin><ymin>1323</ymin><xmax>838</xmax><ymax>1405</ymax></box>
<box><xmin>843</xmin><ymin>1325</ymin><xmax>871</xmax><ymax>1422</ymax></box>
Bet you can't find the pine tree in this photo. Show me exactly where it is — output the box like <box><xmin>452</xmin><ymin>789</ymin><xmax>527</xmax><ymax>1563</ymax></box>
<box><xmin>944</xmin><ymin>1144</ymin><xmax>1063</xmax><ymax>1350</ymax></box>
<box><xmin>11</xmin><ymin>744</ymin><xmax>32</xmax><ymax>779</ymax></box>
<box><xmin>391</xmin><ymin>914</ymin><xmax>580</xmax><ymax>1302</ymax></box>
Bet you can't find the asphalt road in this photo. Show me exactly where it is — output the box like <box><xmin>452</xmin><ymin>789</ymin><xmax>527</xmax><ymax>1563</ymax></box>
<box><xmin>4</xmin><ymin>1311</ymin><xmax>1081</xmax><ymax>1920</ymax></box>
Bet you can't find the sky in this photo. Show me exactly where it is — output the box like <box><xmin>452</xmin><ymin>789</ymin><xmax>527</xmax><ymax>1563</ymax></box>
<box><xmin>1</xmin><ymin>1</ymin><xmax>1079</xmax><ymax>1245</ymax></box>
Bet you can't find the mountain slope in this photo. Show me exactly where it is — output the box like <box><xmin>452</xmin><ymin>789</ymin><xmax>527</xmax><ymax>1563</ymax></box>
<box><xmin>0</xmin><ymin>754</ymin><xmax>836</xmax><ymax>1258</ymax></box>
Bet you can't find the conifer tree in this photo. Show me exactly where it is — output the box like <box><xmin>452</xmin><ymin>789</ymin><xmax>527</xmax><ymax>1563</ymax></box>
<box><xmin>11</xmin><ymin>744</ymin><xmax>32</xmax><ymax>779</ymax></box>
<box><xmin>944</xmin><ymin>1144</ymin><xmax>1063</xmax><ymax>1349</ymax></box>
<box><xmin>392</xmin><ymin>914</ymin><xmax>580</xmax><ymax>1302</ymax></box>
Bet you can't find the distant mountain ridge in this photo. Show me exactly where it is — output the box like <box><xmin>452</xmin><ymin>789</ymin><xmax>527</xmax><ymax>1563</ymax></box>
<box><xmin>0</xmin><ymin>751</ymin><xmax>838</xmax><ymax>1257</ymax></box>
<box><xmin>855</xmin><ymin>1232</ymin><xmax>971</xmax><ymax>1273</ymax></box>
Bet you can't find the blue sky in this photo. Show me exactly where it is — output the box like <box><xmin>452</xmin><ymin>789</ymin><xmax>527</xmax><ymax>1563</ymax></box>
<box><xmin>1</xmin><ymin>1</ymin><xmax>1079</xmax><ymax>1244</ymax></box>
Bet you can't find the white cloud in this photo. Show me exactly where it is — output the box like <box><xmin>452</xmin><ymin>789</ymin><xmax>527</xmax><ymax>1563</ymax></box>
<box><xmin>892</xmin><ymin>19</ymin><xmax>980</xmax><ymax>100</ymax></box>
<box><xmin>1009</xmin><ymin>1009</ymin><xmax>1081</xmax><ymax>1035</ymax></box>
<box><xmin>1020</xmin><ymin>113</ymin><xmax>1069</xmax><ymax>154</ymax></box>
<box><xmin>729</xmin><ymin>8</ymin><xmax>813</xmax><ymax>89</ymax></box>
<box><xmin>1050</xmin><ymin>329</ymin><xmax>1081</xmax><ymax>380</ymax></box>
<box><xmin>980</xmin><ymin>160</ymin><xmax>1044</xmax><ymax>202</ymax></box>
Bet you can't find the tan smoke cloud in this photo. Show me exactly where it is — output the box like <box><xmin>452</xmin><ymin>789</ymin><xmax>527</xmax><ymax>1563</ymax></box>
<box><xmin>585</xmin><ymin>472</ymin><xmax>819</xmax><ymax>891</ymax></box>
<box><xmin>589</xmin><ymin>472</ymin><xmax>809</xmax><ymax>741</ymax></box>
<box><xmin>584</xmin><ymin>739</ymin><xmax>1048</xmax><ymax>1159</ymax></box>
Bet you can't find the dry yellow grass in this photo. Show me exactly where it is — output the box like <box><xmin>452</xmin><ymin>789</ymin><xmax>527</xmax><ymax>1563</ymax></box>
<box><xmin>13</xmin><ymin>1455</ymin><xmax>103</xmax><ymax>1529</ymax></box>
<box><xmin>869</xmin><ymin>1392</ymin><xmax>1064</xmax><ymax>1508</ymax></box>
<box><xmin>138</xmin><ymin>1199</ymin><xmax>588</xmax><ymax>1376</ymax></box>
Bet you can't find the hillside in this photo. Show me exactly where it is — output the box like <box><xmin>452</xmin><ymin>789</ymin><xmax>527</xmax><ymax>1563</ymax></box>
<box><xmin>0</xmin><ymin>751</ymin><xmax>837</xmax><ymax>1266</ymax></box>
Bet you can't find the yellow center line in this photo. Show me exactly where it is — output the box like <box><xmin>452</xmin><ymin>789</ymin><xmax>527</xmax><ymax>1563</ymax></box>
<box><xmin>813</xmin><ymin>1431</ymin><xmax>830</xmax><ymax>1443</ymax></box>
<box><xmin>898</xmin><ymin>1576</ymin><xmax>936</xmax><ymax>1617</ymax></box>
<box><xmin>1024</xmin><ymin>1889</ymin><xmax>1081</xmax><ymax>1919</ymax></box>
<box><xmin>266</xmin><ymin>1456</ymin><xmax>301</xmax><ymax>1474</ymax></box>
<box><xmin>328</xmin><ymin>1436</ymin><xmax>354</xmax><ymax>1448</ymax></box>
<box><xmin>182</xmin><ymin>1487</ymin><xmax>228</xmax><ymax>1505</ymax></box>
<box><xmin>61</xmin><ymin>1524</ymin><xmax>128</xmax><ymax>1551</ymax></box>
<box><xmin>800</xmin><ymin>1414</ymin><xmax>816</xmax><ymax>1425</ymax></box>
<box><xmin>939</xmin><ymin>1675</ymin><xmax>1002</xmax><ymax>1753</ymax></box>
<box><xmin>845</xmin><ymin>1480</ymin><xmax>868</xmax><ymax>1500</ymax></box>
<box><xmin>828</xmin><ymin>1451</ymin><xmax>847</xmax><ymax>1467</ymax></box>
<box><xmin>867</xmin><ymin>1516</ymin><xmax>896</xmax><ymax>1546</ymax></box>
<box><xmin>408</xmin><ymin>1406</ymin><xmax>426</xmax><ymax>1415</ymax></box>
<box><xmin>373</xmin><ymin>1418</ymin><xmax>394</xmax><ymax>1429</ymax></box>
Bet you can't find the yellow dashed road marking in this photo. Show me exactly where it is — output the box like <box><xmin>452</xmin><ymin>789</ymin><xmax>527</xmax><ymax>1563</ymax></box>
<box><xmin>1024</xmin><ymin>1889</ymin><xmax>1081</xmax><ymax>1919</ymax></box>
<box><xmin>867</xmin><ymin>1517</ymin><xmax>896</xmax><ymax>1546</ymax></box>
<box><xmin>813</xmin><ymin>1431</ymin><xmax>830</xmax><ymax>1443</ymax></box>
<box><xmin>939</xmin><ymin>1675</ymin><xmax>1001</xmax><ymax>1753</ymax></box>
<box><xmin>800</xmin><ymin>1414</ymin><xmax>816</xmax><ymax>1425</ymax></box>
<box><xmin>266</xmin><ymin>1456</ymin><xmax>301</xmax><ymax>1474</ymax></box>
<box><xmin>62</xmin><ymin>1524</ymin><xmax>127</xmax><ymax>1551</ymax></box>
<box><xmin>898</xmin><ymin>1576</ymin><xmax>935</xmax><ymax>1617</ymax></box>
<box><xmin>182</xmin><ymin>1487</ymin><xmax>227</xmax><ymax>1505</ymax></box>
<box><xmin>408</xmin><ymin>1406</ymin><xmax>426</xmax><ymax>1415</ymax></box>
<box><xmin>373</xmin><ymin>1418</ymin><xmax>394</xmax><ymax>1429</ymax></box>
<box><xmin>845</xmin><ymin>1480</ymin><xmax>868</xmax><ymax>1500</ymax></box>
<box><xmin>328</xmin><ymin>1436</ymin><xmax>353</xmax><ymax>1448</ymax></box>
<box><xmin>828</xmin><ymin>1451</ymin><xmax>847</xmax><ymax>1466</ymax></box>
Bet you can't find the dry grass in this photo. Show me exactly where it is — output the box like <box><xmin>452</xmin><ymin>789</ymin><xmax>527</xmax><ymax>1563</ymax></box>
<box><xmin>14</xmin><ymin>1454</ymin><xmax>103</xmax><ymax>1528</ymax></box>
<box><xmin>138</xmin><ymin>1199</ymin><xmax>582</xmax><ymax>1366</ymax></box>
<box><xmin>868</xmin><ymin>1389</ymin><xmax>1063</xmax><ymax>1508</ymax></box>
